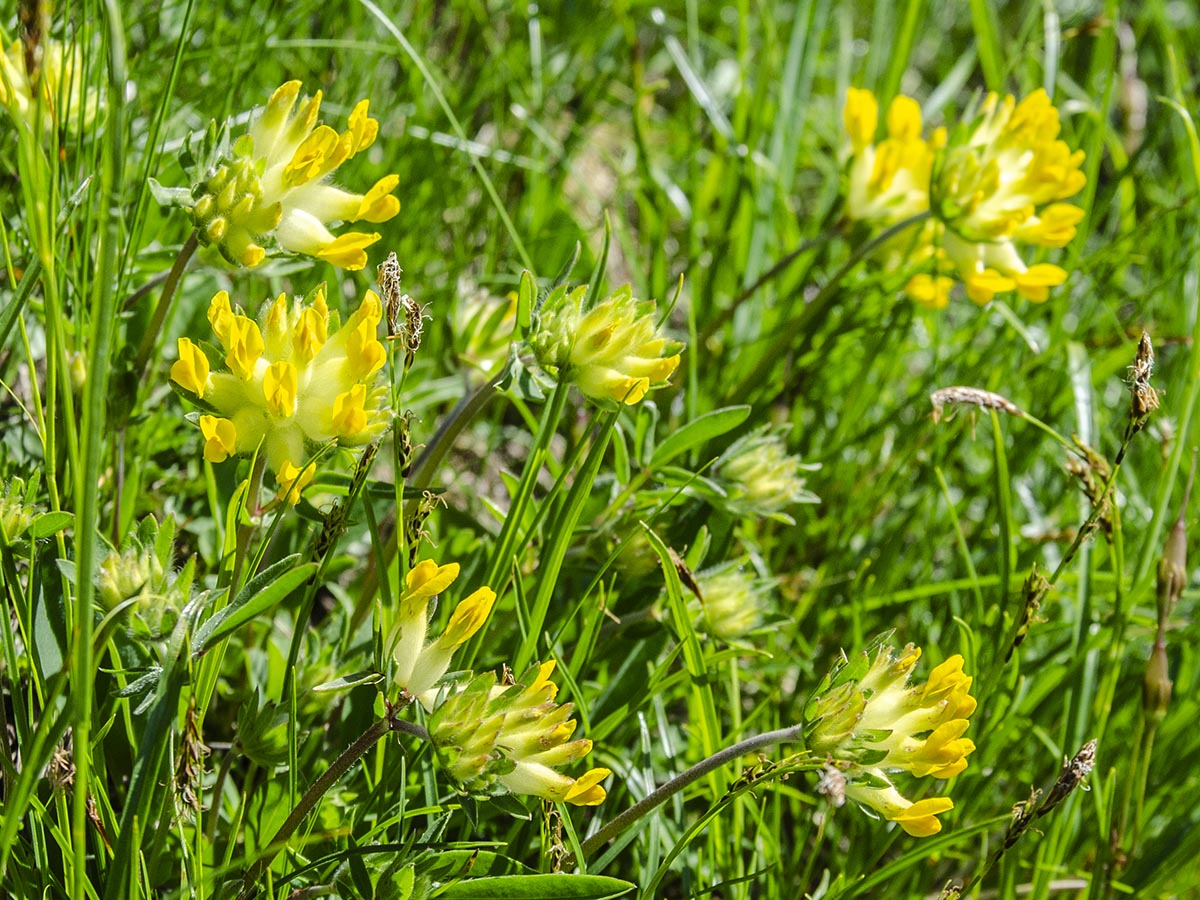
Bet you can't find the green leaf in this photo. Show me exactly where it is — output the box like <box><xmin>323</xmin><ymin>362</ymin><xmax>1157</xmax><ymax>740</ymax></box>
<box><xmin>146</xmin><ymin>176</ymin><xmax>194</xmax><ymax>207</ymax></box>
<box><xmin>192</xmin><ymin>557</ymin><xmax>317</xmax><ymax>653</ymax></box>
<box><xmin>649</xmin><ymin>405</ymin><xmax>750</xmax><ymax>469</ymax></box>
<box><xmin>26</xmin><ymin>512</ymin><xmax>74</xmax><ymax>539</ymax></box>
<box><xmin>436</xmin><ymin>874</ymin><xmax>634</xmax><ymax>900</ymax></box>
<box><xmin>312</xmin><ymin>671</ymin><xmax>383</xmax><ymax>693</ymax></box>
<box><xmin>517</xmin><ymin>269</ymin><xmax>535</xmax><ymax>331</ymax></box>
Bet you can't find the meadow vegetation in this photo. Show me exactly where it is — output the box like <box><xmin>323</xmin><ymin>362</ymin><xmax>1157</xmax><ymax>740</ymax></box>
<box><xmin>1</xmin><ymin>1</ymin><xmax>1199</xmax><ymax>898</ymax></box>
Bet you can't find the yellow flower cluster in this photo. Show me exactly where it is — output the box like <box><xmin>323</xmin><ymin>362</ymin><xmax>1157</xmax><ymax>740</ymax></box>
<box><xmin>388</xmin><ymin>559</ymin><xmax>497</xmax><ymax>697</ymax></box>
<box><xmin>429</xmin><ymin>660</ymin><xmax>611</xmax><ymax>806</ymax></box>
<box><xmin>842</xmin><ymin>87</ymin><xmax>1086</xmax><ymax>308</ymax></box>
<box><xmin>532</xmin><ymin>285</ymin><xmax>682</xmax><ymax>406</ymax></box>
<box><xmin>188</xmin><ymin>81</ymin><xmax>400</xmax><ymax>270</ymax></box>
<box><xmin>0</xmin><ymin>37</ymin><xmax>101</xmax><ymax>135</ymax></box>
<box><xmin>805</xmin><ymin>643</ymin><xmax>976</xmax><ymax>836</ymax></box>
<box><xmin>170</xmin><ymin>285</ymin><xmax>389</xmax><ymax>503</ymax></box>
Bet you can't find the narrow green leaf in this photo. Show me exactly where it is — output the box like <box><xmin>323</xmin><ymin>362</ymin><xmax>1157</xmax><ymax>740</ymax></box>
<box><xmin>192</xmin><ymin>558</ymin><xmax>317</xmax><ymax>653</ymax></box>
<box><xmin>649</xmin><ymin>405</ymin><xmax>751</xmax><ymax>469</ymax></box>
<box><xmin>436</xmin><ymin>874</ymin><xmax>634</xmax><ymax>900</ymax></box>
<box><xmin>312</xmin><ymin>671</ymin><xmax>383</xmax><ymax>693</ymax></box>
<box><xmin>517</xmin><ymin>269</ymin><xmax>535</xmax><ymax>331</ymax></box>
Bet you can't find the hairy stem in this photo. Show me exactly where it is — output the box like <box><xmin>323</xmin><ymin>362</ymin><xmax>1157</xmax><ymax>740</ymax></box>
<box><xmin>579</xmin><ymin>723</ymin><xmax>805</xmax><ymax>859</ymax></box>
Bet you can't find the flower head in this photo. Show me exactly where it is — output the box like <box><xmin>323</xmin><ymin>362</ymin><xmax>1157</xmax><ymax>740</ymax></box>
<box><xmin>429</xmin><ymin>661</ymin><xmax>611</xmax><ymax>806</ymax></box>
<box><xmin>840</xmin><ymin>87</ymin><xmax>1086</xmax><ymax>307</ymax></box>
<box><xmin>532</xmin><ymin>284</ymin><xmax>683</xmax><ymax>406</ymax></box>
<box><xmin>843</xmin><ymin>88</ymin><xmax>944</xmax><ymax>229</ymax></box>
<box><xmin>0</xmin><ymin>37</ymin><xmax>101</xmax><ymax>136</ymax></box>
<box><xmin>689</xmin><ymin>566</ymin><xmax>771</xmax><ymax>641</ymax></box>
<box><xmin>186</xmin><ymin>81</ymin><xmax>399</xmax><ymax>269</ymax></box>
<box><xmin>171</xmin><ymin>285</ymin><xmax>389</xmax><ymax>503</ymax></box>
<box><xmin>716</xmin><ymin>428</ymin><xmax>819</xmax><ymax>521</ymax></box>
<box><xmin>805</xmin><ymin>642</ymin><xmax>977</xmax><ymax>836</ymax></box>
<box><xmin>932</xmin><ymin>89</ymin><xmax>1086</xmax><ymax>303</ymax></box>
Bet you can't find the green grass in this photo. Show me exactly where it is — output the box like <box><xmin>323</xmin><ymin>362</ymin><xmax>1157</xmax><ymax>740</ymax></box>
<box><xmin>1</xmin><ymin>1</ymin><xmax>1199</xmax><ymax>898</ymax></box>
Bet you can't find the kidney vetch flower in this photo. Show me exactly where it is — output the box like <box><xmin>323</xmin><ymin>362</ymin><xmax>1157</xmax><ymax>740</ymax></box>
<box><xmin>531</xmin><ymin>284</ymin><xmax>683</xmax><ymax>406</ymax></box>
<box><xmin>429</xmin><ymin>660</ymin><xmax>611</xmax><ymax>807</ymax></box>
<box><xmin>805</xmin><ymin>641</ymin><xmax>977</xmax><ymax>836</ymax></box>
<box><xmin>170</xmin><ymin>284</ymin><xmax>389</xmax><ymax>502</ymax></box>
<box><xmin>185</xmin><ymin>80</ymin><xmax>400</xmax><ymax>270</ymax></box>
<box><xmin>931</xmin><ymin>88</ymin><xmax>1086</xmax><ymax>304</ymax></box>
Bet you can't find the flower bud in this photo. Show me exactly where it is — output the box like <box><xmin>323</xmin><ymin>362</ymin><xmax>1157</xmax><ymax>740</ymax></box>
<box><xmin>1142</xmin><ymin>641</ymin><xmax>1172</xmax><ymax>724</ymax></box>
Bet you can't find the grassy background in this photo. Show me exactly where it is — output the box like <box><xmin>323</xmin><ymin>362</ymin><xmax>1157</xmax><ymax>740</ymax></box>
<box><xmin>2</xmin><ymin>0</ymin><xmax>1200</xmax><ymax>897</ymax></box>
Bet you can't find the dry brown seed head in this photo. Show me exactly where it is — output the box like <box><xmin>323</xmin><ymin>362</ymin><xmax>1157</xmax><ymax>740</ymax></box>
<box><xmin>930</xmin><ymin>386</ymin><xmax>1022</xmax><ymax>424</ymax></box>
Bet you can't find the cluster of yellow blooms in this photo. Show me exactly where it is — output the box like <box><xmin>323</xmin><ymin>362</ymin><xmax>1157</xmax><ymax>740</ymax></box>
<box><xmin>187</xmin><ymin>81</ymin><xmax>400</xmax><ymax>270</ymax></box>
<box><xmin>384</xmin><ymin>561</ymin><xmax>610</xmax><ymax>806</ymax></box>
<box><xmin>429</xmin><ymin>660</ymin><xmax>611</xmax><ymax>806</ymax></box>
<box><xmin>170</xmin><ymin>284</ymin><xmax>389</xmax><ymax>502</ymax></box>
<box><xmin>805</xmin><ymin>643</ymin><xmax>976</xmax><ymax>836</ymax></box>
<box><xmin>532</xmin><ymin>285</ymin><xmax>682</xmax><ymax>407</ymax></box>
<box><xmin>843</xmin><ymin>87</ymin><xmax>1086</xmax><ymax>308</ymax></box>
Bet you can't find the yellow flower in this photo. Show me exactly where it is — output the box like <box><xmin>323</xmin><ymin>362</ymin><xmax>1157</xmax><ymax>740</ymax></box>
<box><xmin>842</xmin><ymin>782</ymin><xmax>955</xmax><ymax>837</ymax></box>
<box><xmin>199</xmin><ymin>415</ymin><xmax>237</xmax><ymax>463</ymax></box>
<box><xmin>0</xmin><ymin>38</ymin><xmax>101</xmax><ymax>135</ymax></box>
<box><xmin>532</xmin><ymin>285</ymin><xmax>683</xmax><ymax>406</ymax></box>
<box><xmin>170</xmin><ymin>338</ymin><xmax>211</xmax><ymax>398</ymax></box>
<box><xmin>932</xmin><ymin>89</ymin><xmax>1086</xmax><ymax>304</ymax></box>
<box><xmin>429</xmin><ymin>661</ymin><xmax>611</xmax><ymax>806</ymax></box>
<box><xmin>388</xmin><ymin>560</ymin><xmax>497</xmax><ymax>696</ymax></box>
<box><xmin>805</xmin><ymin>642</ymin><xmax>977</xmax><ymax>837</ymax></box>
<box><xmin>172</xmin><ymin>285</ymin><xmax>390</xmax><ymax>503</ymax></box>
<box><xmin>843</xmin><ymin>88</ymin><xmax>944</xmax><ymax>229</ymax></box>
<box><xmin>276</xmin><ymin>459</ymin><xmax>315</xmax><ymax>506</ymax></box>
<box><xmin>840</xmin><ymin>87</ymin><xmax>1086</xmax><ymax>307</ymax></box>
<box><xmin>186</xmin><ymin>81</ymin><xmax>400</xmax><ymax>269</ymax></box>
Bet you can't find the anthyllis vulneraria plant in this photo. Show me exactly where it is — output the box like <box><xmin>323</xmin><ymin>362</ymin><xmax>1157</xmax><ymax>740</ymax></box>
<box><xmin>688</xmin><ymin>565</ymin><xmax>773</xmax><ymax>641</ymax></box>
<box><xmin>386</xmin><ymin>558</ymin><xmax>497</xmax><ymax>699</ymax></box>
<box><xmin>169</xmin><ymin>284</ymin><xmax>390</xmax><ymax>503</ymax></box>
<box><xmin>531</xmin><ymin>284</ymin><xmax>683</xmax><ymax>406</ymax></box>
<box><xmin>0</xmin><ymin>35</ymin><xmax>101</xmax><ymax>135</ymax></box>
<box><xmin>841</xmin><ymin>87</ymin><xmax>1086</xmax><ymax>307</ymax></box>
<box><xmin>805</xmin><ymin>641</ymin><xmax>977</xmax><ymax>836</ymax></box>
<box><xmin>931</xmin><ymin>88</ymin><xmax>1086</xmax><ymax>304</ymax></box>
<box><xmin>715</xmin><ymin>427</ymin><xmax>819</xmax><ymax>521</ymax></box>
<box><xmin>429</xmin><ymin>660</ymin><xmax>611</xmax><ymax>806</ymax></box>
<box><xmin>183</xmin><ymin>80</ymin><xmax>400</xmax><ymax>269</ymax></box>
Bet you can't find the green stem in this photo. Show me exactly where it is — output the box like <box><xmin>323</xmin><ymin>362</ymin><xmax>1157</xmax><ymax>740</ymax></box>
<box><xmin>73</xmin><ymin>8</ymin><xmax>126</xmax><ymax>898</ymax></box>
<box><xmin>350</xmin><ymin>370</ymin><xmax>505</xmax><ymax>630</ymax></box>
<box><xmin>579</xmin><ymin>723</ymin><xmax>806</xmax><ymax>859</ymax></box>
<box><xmin>483</xmin><ymin>379</ymin><xmax>571</xmax><ymax>592</ymax></box>
<box><xmin>235</xmin><ymin>714</ymin><xmax>428</xmax><ymax>899</ymax></box>
<box><xmin>514</xmin><ymin>409</ymin><xmax>615</xmax><ymax>672</ymax></box>
<box><xmin>227</xmin><ymin>453</ymin><xmax>268</xmax><ymax>597</ymax></box>
<box><xmin>131</xmin><ymin>231</ymin><xmax>199</xmax><ymax>381</ymax></box>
